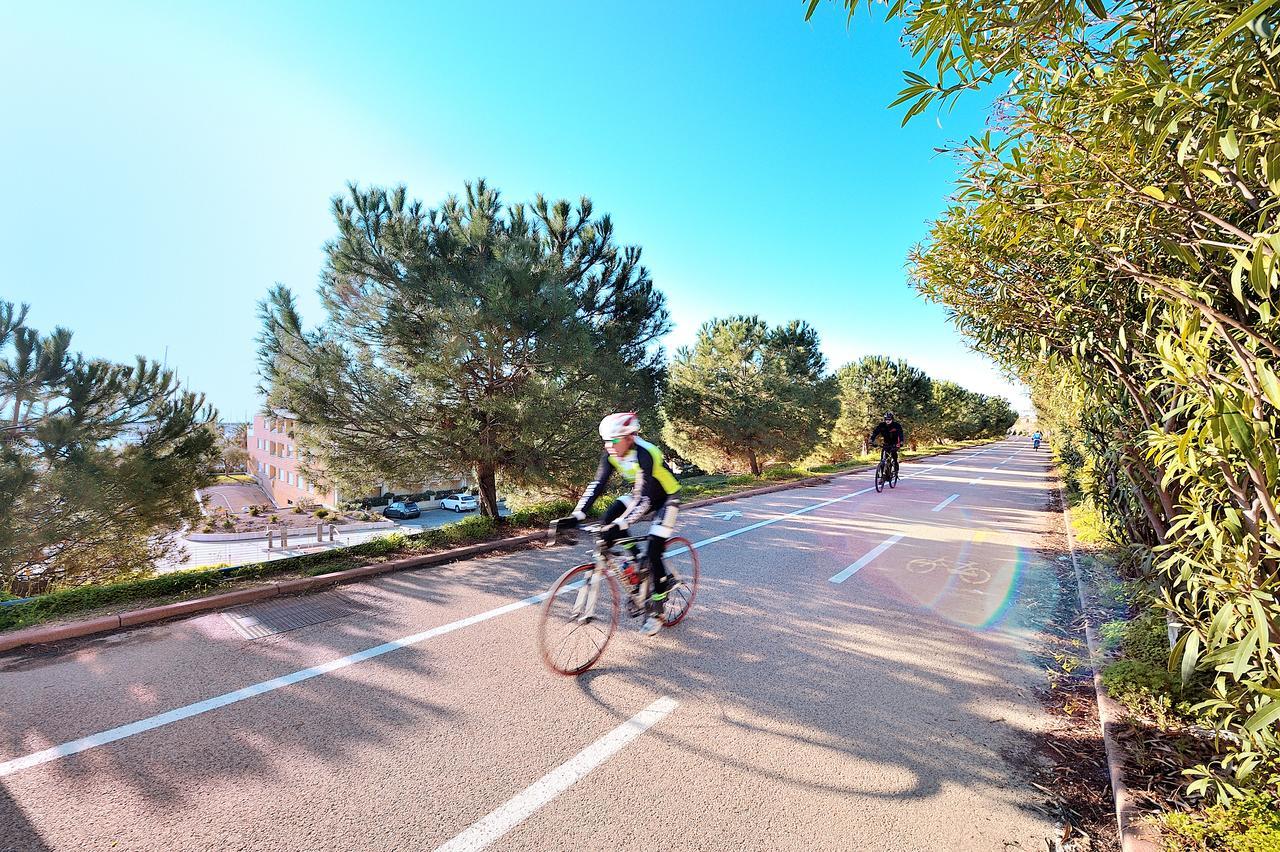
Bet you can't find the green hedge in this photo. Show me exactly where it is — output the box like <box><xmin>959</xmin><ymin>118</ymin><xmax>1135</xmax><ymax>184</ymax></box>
<box><xmin>1162</xmin><ymin>792</ymin><xmax>1280</xmax><ymax>852</ymax></box>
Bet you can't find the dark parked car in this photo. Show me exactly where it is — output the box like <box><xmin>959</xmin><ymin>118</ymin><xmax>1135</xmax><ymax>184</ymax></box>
<box><xmin>383</xmin><ymin>501</ymin><xmax>421</xmax><ymax>520</ymax></box>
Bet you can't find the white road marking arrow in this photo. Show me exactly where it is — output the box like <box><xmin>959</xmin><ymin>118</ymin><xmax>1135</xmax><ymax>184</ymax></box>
<box><xmin>712</xmin><ymin>510</ymin><xmax>743</xmax><ymax>521</ymax></box>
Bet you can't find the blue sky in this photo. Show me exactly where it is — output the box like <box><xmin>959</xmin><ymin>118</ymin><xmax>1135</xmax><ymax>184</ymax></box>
<box><xmin>0</xmin><ymin>1</ymin><xmax>1026</xmax><ymax>422</ymax></box>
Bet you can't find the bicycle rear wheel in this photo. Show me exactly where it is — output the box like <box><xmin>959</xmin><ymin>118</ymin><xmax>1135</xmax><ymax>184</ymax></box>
<box><xmin>538</xmin><ymin>563</ymin><xmax>619</xmax><ymax>676</ymax></box>
<box><xmin>889</xmin><ymin>459</ymin><xmax>899</xmax><ymax>488</ymax></box>
<box><xmin>658</xmin><ymin>537</ymin><xmax>699</xmax><ymax>627</ymax></box>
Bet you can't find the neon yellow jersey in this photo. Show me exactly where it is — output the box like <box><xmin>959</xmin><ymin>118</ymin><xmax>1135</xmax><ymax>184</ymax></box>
<box><xmin>606</xmin><ymin>438</ymin><xmax>680</xmax><ymax>495</ymax></box>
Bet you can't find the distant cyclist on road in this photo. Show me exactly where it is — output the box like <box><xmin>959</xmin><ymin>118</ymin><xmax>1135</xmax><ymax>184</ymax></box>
<box><xmin>554</xmin><ymin>413</ymin><xmax>681</xmax><ymax>637</ymax></box>
<box><xmin>869</xmin><ymin>412</ymin><xmax>905</xmax><ymax>474</ymax></box>
<box><xmin>1032</xmin><ymin>429</ymin><xmax>1043</xmax><ymax>450</ymax></box>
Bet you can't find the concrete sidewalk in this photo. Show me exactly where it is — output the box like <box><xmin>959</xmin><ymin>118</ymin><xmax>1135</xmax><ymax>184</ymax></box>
<box><xmin>163</xmin><ymin>507</ymin><xmax>511</xmax><ymax>573</ymax></box>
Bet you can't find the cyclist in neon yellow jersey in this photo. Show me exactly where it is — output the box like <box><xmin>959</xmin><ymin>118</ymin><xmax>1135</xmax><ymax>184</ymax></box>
<box><xmin>555</xmin><ymin>412</ymin><xmax>681</xmax><ymax>636</ymax></box>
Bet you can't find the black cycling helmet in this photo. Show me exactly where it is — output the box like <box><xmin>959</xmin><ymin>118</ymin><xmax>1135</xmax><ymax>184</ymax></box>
<box><xmin>883</xmin><ymin>412</ymin><xmax>895</xmax><ymax>420</ymax></box>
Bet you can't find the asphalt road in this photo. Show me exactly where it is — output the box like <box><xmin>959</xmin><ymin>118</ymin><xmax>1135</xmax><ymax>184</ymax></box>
<box><xmin>0</xmin><ymin>439</ymin><xmax>1066</xmax><ymax>851</ymax></box>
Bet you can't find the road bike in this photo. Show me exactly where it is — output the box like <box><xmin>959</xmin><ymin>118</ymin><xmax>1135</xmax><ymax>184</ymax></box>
<box><xmin>538</xmin><ymin>522</ymin><xmax>700</xmax><ymax>676</ymax></box>
<box><xmin>873</xmin><ymin>443</ymin><xmax>900</xmax><ymax>493</ymax></box>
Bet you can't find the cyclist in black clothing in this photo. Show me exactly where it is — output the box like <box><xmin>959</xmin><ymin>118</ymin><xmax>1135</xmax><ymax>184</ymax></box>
<box><xmin>869</xmin><ymin>412</ymin><xmax>905</xmax><ymax>473</ymax></box>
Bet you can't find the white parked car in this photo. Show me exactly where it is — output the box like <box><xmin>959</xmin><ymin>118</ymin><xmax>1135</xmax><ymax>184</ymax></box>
<box><xmin>440</xmin><ymin>493</ymin><xmax>479</xmax><ymax>513</ymax></box>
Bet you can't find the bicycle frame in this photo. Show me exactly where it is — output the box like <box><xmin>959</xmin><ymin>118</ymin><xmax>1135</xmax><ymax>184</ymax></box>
<box><xmin>570</xmin><ymin>534</ymin><xmax>649</xmax><ymax>622</ymax></box>
<box><xmin>540</xmin><ymin>521</ymin><xmax>700</xmax><ymax>675</ymax></box>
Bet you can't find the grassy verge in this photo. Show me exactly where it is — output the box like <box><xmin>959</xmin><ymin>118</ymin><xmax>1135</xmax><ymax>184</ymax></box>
<box><xmin>0</xmin><ymin>439</ymin><xmax>993</xmax><ymax>635</ymax></box>
<box><xmin>211</xmin><ymin>473</ymin><xmax>257</xmax><ymax>485</ymax></box>
<box><xmin>1064</xmin><ymin>491</ymin><xmax>1280</xmax><ymax>850</ymax></box>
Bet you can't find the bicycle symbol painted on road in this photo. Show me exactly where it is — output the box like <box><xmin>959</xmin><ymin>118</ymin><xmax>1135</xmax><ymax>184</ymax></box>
<box><xmin>904</xmin><ymin>557</ymin><xmax>991</xmax><ymax>586</ymax></box>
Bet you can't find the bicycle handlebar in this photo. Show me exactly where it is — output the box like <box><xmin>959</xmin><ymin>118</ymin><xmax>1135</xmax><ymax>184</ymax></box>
<box><xmin>546</xmin><ymin>518</ymin><xmax>608</xmax><ymax>546</ymax></box>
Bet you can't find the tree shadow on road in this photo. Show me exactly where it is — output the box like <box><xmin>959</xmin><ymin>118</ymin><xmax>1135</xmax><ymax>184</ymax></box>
<box><xmin>0</xmin><ymin>783</ymin><xmax>53</xmax><ymax>852</ymax></box>
<box><xmin>0</xmin><ymin>463</ymin><xmax>1066</xmax><ymax>848</ymax></box>
<box><xmin>564</xmin><ymin>516</ymin><xmax>1067</xmax><ymax>831</ymax></box>
<box><xmin>0</xmin><ymin>540</ymin><xmax>583</xmax><ymax>846</ymax></box>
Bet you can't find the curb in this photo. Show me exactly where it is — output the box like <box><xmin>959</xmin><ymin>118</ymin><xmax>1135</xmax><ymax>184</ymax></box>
<box><xmin>0</xmin><ymin>441</ymin><xmax>994</xmax><ymax>654</ymax></box>
<box><xmin>1059</xmin><ymin>484</ymin><xmax>1161</xmax><ymax>852</ymax></box>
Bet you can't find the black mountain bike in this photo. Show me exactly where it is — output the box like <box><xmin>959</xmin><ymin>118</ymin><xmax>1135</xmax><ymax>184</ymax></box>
<box><xmin>873</xmin><ymin>443</ymin><xmax>900</xmax><ymax>493</ymax></box>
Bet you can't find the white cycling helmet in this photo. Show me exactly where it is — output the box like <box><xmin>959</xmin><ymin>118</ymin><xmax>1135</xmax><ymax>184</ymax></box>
<box><xmin>599</xmin><ymin>412</ymin><xmax>640</xmax><ymax>440</ymax></box>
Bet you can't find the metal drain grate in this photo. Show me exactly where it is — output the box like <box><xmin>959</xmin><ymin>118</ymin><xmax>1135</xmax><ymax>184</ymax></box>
<box><xmin>223</xmin><ymin>593</ymin><xmax>357</xmax><ymax>640</ymax></box>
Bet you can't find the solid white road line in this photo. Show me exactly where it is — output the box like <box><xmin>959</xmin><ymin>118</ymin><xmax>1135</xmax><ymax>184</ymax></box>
<box><xmin>931</xmin><ymin>494</ymin><xmax>960</xmax><ymax>513</ymax></box>
<box><xmin>967</xmin><ymin>476</ymin><xmax>985</xmax><ymax>486</ymax></box>
<box><xmin>0</xmin><ymin>466</ymin><xmax>890</xmax><ymax>777</ymax></box>
<box><xmin>0</xmin><ymin>587</ymin><xmax>573</xmax><ymax>779</ymax></box>
<box><xmin>3</xmin><ymin>444</ymin><xmax>1004</xmax><ymax>778</ymax></box>
<box><xmin>434</xmin><ymin>696</ymin><xmax>679</xmax><ymax>852</ymax></box>
<box><xmin>828</xmin><ymin>534</ymin><xmax>905</xmax><ymax>584</ymax></box>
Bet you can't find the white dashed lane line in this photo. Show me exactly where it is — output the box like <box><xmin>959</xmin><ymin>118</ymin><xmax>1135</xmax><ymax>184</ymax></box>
<box><xmin>434</xmin><ymin>696</ymin><xmax>679</xmax><ymax>852</ymax></box>
<box><xmin>828</xmin><ymin>534</ymin><xmax>906</xmax><ymax>584</ymax></box>
<box><xmin>931</xmin><ymin>494</ymin><xmax>960</xmax><ymax>512</ymax></box>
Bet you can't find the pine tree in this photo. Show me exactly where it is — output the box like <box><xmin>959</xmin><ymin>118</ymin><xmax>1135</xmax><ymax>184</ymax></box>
<box><xmin>0</xmin><ymin>302</ymin><xmax>218</xmax><ymax>592</ymax></box>
<box><xmin>258</xmin><ymin>181</ymin><xmax>668</xmax><ymax>517</ymax></box>
<box><xmin>662</xmin><ymin>316</ymin><xmax>837</xmax><ymax>475</ymax></box>
<box><xmin>828</xmin><ymin>355</ymin><xmax>933</xmax><ymax>456</ymax></box>
<box><xmin>918</xmin><ymin>380</ymin><xmax>1017</xmax><ymax>442</ymax></box>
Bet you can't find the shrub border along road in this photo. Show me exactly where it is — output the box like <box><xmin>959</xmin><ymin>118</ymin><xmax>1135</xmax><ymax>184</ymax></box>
<box><xmin>0</xmin><ymin>440</ymin><xmax>996</xmax><ymax>652</ymax></box>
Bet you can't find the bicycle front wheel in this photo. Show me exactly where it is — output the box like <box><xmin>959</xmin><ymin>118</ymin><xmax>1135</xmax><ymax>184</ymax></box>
<box><xmin>538</xmin><ymin>563</ymin><xmax>619</xmax><ymax>676</ymax></box>
<box><xmin>659</xmin><ymin>537</ymin><xmax>699</xmax><ymax>627</ymax></box>
<box><xmin>874</xmin><ymin>465</ymin><xmax>885</xmax><ymax>493</ymax></box>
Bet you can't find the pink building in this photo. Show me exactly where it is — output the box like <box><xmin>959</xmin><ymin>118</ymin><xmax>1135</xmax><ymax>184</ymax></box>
<box><xmin>247</xmin><ymin>410</ymin><xmax>467</xmax><ymax>509</ymax></box>
<box><xmin>248</xmin><ymin>412</ymin><xmax>338</xmax><ymax>508</ymax></box>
